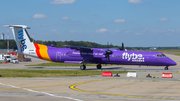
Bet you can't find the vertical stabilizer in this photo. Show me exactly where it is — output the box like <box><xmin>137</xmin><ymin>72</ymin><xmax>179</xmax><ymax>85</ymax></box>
<box><xmin>5</xmin><ymin>25</ymin><xmax>37</xmax><ymax>57</ymax></box>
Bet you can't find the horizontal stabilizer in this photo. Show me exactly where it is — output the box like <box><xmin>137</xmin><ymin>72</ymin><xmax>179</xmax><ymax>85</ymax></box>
<box><xmin>5</xmin><ymin>25</ymin><xmax>30</xmax><ymax>29</ymax></box>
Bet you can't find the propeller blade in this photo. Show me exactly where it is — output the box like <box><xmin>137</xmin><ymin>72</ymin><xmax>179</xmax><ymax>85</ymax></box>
<box><xmin>105</xmin><ymin>42</ymin><xmax>113</xmax><ymax>62</ymax></box>
<box><xmin>119</xmin><ymin>42</ymin><xmax>125</xmax><ymax>51</ymax></box>
<box><xmin>105</xmin><ymin>49</ymin><xmax>113</xmax><ymax>62</ymax></box>
<box><xmin>107</xmin><ymin>42</ymin><xmax>109</xmax><ymax>49</ymax></box>
<box><xmin>122</xmin><ymin>42</ymin><xmax>124</xmax><ymax>50</ymax></box>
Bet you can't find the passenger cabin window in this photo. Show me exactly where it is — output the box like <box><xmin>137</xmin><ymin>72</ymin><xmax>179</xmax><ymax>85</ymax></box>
<box><xmin>156</xmin><ymin>54</ymin><xmax>166</xmax><ymax>57</ymax></box>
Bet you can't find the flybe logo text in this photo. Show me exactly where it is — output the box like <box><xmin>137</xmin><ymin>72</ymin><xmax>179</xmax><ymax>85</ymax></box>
<box><xmin>122</xmin><ymin>52</ymin><xmax>145</xmax><ymax>62</ymax></box>
<box><xmin>18</xmin><ymin>30</ymin><xmax>27</xmax><ymax>51</ymax></box>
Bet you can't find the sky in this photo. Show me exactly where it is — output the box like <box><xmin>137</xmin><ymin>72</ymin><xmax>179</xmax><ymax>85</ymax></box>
<box><xmin>0</xmin><ymin>0</ymin><xmax>180</xmax><ymax>47</ymax></box>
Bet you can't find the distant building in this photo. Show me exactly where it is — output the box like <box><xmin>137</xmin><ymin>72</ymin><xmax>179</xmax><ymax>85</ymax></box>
<box><xmin>1</xmin><ymin>33</ymin><xmax>4</xmax><ymax>40</ymax></box>
<box><xmin>149</xmin><ymin>47</ymin><xmax>157</xmax><ymax>50</ymax></box>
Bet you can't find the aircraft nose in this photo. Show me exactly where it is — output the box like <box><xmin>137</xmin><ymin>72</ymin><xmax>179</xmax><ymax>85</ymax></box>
<box><xmin>167</xmin><ymin>58</ymin><xmax>177</xmax><ymax>66</ymax></box>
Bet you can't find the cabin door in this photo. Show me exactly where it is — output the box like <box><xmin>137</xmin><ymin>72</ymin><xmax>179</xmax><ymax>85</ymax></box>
<box><xmin>56</xmin><ymin>52</ymin><xmax>61</xmax><ymax>61</ymax></box>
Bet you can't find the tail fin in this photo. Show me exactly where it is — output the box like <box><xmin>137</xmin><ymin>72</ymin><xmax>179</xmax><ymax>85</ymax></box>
<box><xmin>5</xmin><ymin>25</ymin><xmax>37</xmax><ymax>57</ymax></box>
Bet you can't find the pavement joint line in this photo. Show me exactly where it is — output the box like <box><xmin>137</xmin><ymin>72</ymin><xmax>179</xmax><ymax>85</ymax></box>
<box><xmin>0</xmin><ymin>82</ymin><xmax>83</xmax><ymax>101</ymax></box>
<box><xmin>69</xmin><ymin>73</ymin><xmax>180</xmax><ymax>100</ymax></box>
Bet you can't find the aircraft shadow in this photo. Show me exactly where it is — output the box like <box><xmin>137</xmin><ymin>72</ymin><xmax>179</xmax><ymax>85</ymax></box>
<box><xmin>27</xmin><ymin>66</ymin><xmax>168</xmax><ymax>71</ymax></box>
<box><xmin>28</xmin><ymin>67</ymin><xmax>45</xmax><ymax>69</ymax></box>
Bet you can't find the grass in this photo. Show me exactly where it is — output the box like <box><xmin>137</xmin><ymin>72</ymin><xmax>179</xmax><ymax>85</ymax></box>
<box><xmin>0</xmin><ymin>69</ymin><xmax>129</xmax><ymax>77</ymax></box>
<box><xmin>144</xmin><ymin>50</ymin><xmax>180</xmax><ymax>56</ymax></box>
<box><xmin>175</xmin><ymin>54</ymin><xmax>180</xmax><ymax>56</ymax></box>
<box><xmin>146</xmin><ymin>50</ymin><xmax>180</xmax><ymax>52</ymax></box>
<box><xmin>147</xmin><ymin>50</ymin><xmax>180</xmax><ymax>54</ymax></box>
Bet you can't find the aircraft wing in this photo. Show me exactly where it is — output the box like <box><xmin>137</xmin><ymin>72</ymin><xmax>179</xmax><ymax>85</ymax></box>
<box><xmin>63</xmin><ymin>45</ymin><xmax>93</xmax><ymax>51</ymax></box>
<box><xmin>63</xmin><ymin>45</ymin><xmax>106</xmax><ymax>58</ymax></box>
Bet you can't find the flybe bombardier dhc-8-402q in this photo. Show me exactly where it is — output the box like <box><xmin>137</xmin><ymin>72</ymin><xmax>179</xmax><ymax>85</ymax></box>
<box><xmin>5</xmin><ymin>25</ymin><xmax>176</xmax><ymax>70</ymax></box>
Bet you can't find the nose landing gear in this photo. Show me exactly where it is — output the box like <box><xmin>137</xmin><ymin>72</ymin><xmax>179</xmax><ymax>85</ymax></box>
<box><xmin>164</xmin><ymin>66</ymin><xmax>169</xmax><ymax>70</ymax></box>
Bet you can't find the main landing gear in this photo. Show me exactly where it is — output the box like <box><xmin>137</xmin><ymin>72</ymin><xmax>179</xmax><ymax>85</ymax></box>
<box><xmin>80</xmin><ymin>64</ymin><xmax>102</xmax><ymax>70</ymax></box>
<box><xmin>97</xmin><ymin>64</ymin><xmax>102</xmax><ymax>69</ymax></box>
<box><xmin>164</xmin><ymin>66</ymin><xmax>169</xmax><ymax>70</ymax></box>
<box><xmin>80</xmin><ymin>65</ymin><xmax>86</xmax><ymax>70</ymax></box>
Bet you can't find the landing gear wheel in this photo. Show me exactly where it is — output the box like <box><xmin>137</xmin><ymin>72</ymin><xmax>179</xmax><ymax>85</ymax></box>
<box><xmin>97</xmin><ymin>64</ymin><xmax>102</xmax><ymax>69</ymax></box>
<box><xmin>164</xmin><ymin>66</ymin><xmax>169</xmax><ymax>70</ymax></box>
<box><xmin>80</xmin><ymin>65</ymin><xmax>86</xmax><ymax>70</ymax></box>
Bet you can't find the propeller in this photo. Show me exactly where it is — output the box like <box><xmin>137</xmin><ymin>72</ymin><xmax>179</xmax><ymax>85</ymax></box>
<box><xmin>105</xmin><ymin>42</ymin><xmax>113</xmax><ymax>62</ymax></box>
<box><xmin>119</xmin><ymin>42</ymin><xmax>125</xmax><ymax>51</ymax></box>
<box><xmin>105</xmin><ymin>50</ymin><xmax>113</xmax><ymax>61</ymax></box>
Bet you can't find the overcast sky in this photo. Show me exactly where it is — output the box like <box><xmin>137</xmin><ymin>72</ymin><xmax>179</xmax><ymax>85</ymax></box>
<box><xmin>0</xmin><ymin>0</ymin><xmax>180</xmax><ymax>47</ymax></box>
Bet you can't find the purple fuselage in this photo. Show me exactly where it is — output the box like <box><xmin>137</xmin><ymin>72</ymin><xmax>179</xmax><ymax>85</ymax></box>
<box><xmin>46</xmin><ymin>46</ymin><xmax>176</xmax><ymax>66</ymax></box>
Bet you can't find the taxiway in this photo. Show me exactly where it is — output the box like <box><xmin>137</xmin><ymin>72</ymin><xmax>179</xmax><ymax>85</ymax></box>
<box><xmin>0</xmin><ymin>54</ymin><xmax>179</xmax><ymax>101</ymax></box>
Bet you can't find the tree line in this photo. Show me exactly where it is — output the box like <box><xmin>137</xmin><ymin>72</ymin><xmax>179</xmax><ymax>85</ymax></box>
<box><xmin>0</xmin><ymin>40</ymin><xmax>17</xmax><ymax>50</ymax></box>
<box><xmin>0</xmin><ymin>39</ymin><xmax>179</xmax><ymax>50</ymax></box>
<box><xmin>0</xmin><ymin>39</ymin><xmax>125</xmax><ymax>50</ymax></box>
<box><xmin>34</xmin><ymin>40</ymin><xmax>122</xmax><ymax>48</ymax></box>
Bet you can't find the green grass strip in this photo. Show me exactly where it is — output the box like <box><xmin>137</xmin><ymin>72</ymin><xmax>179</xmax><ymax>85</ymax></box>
<box><xmin>175</xmin><ymin>54</ymin><xmax>180</xmax><ymax>56</ymax></box>
<box><xmin>0</xmin><ymin>69</ymin><xmax>129</xmax><ymax>77</ymax></box>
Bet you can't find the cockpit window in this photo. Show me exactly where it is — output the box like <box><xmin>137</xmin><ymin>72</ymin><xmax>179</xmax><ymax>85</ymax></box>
<box><xmin>156</xmin><ymin>54</ymin><xmax>166</xmax><ymax>57</ymax></box>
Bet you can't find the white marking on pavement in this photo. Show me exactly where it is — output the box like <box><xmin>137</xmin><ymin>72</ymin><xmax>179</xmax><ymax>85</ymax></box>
<box><xmin>0</xmin><ymin>82</ymin><xmax>83</xmax><ymax>101</ymax></box>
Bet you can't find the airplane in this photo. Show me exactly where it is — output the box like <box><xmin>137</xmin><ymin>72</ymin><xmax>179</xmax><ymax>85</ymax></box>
<box><xmin>5</xmin><ymin>25</ymin><xmax>176</xmax><ymax>70</ymax></box>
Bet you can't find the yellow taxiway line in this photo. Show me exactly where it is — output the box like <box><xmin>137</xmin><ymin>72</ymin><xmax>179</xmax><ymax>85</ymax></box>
<box><xmin>0</xmin><ymin>72</ymin><xmax>179</xmax><ymax>100</ymax></box>
<box><xmin>69</xmin><ymin>73</ymin><xmax>179</xmax><ymax>100</ymax></box>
